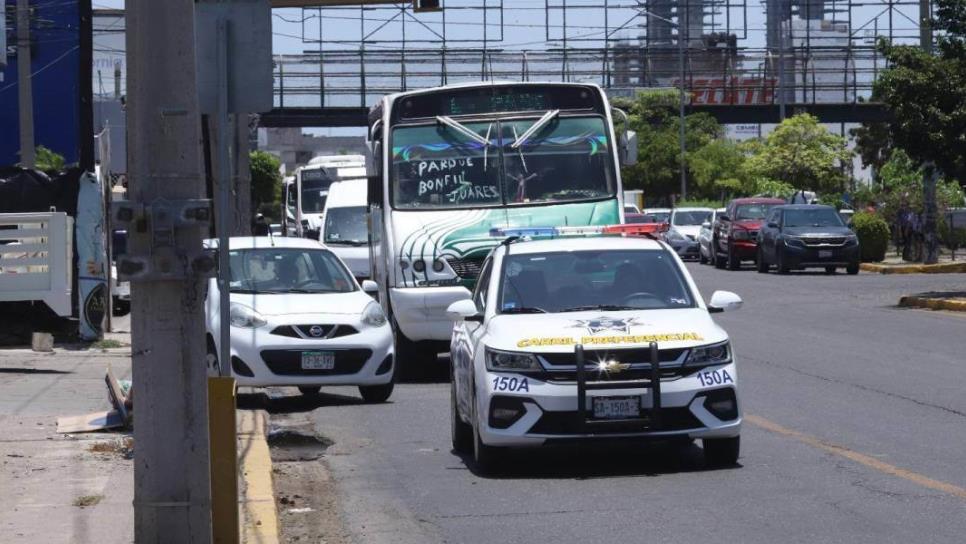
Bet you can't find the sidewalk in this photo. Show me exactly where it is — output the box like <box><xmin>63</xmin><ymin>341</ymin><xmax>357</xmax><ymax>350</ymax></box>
<box><xmin>0</xmin><ymin>344</ymin><xmax>135</xmax><ymax>543</ymax></box>
<box><xmin>899</xmin><ymin>292</ymin><xmax>966</xmax><ymax>312</ymax></box>
<box><xmin>0</xmin><ymin>316</ymin><xmax>277</xmax><ymax>543</ymax></box>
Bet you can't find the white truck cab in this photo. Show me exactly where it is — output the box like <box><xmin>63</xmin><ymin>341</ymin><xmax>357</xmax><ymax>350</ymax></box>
<box><xmin>322</xmin><ymin>178</ymin><xmax>371</xmax><ymax>281</ymax></box>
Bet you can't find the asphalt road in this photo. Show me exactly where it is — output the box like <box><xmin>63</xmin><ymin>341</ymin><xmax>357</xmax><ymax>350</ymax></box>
<box><xmin>278</xmin><ymin>265</ymin><xmax>966</xmax><ymax>544</ymax></box>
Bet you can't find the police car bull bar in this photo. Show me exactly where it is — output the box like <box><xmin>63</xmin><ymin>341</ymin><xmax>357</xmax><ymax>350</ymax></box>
<box><xmin>574</xmin><ymin>342</ymin><xmax>662</xmax><ymax>431</ymax></box>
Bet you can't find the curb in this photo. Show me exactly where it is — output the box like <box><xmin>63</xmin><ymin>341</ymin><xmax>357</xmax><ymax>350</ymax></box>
<box><xmin>237</xmin><ymin>410</ymin><xmax>279</xmax><ymax>544</ymax></box>
<box><xmin>898</xmin><ymin>295</ymin><xmax>966</xmax><ymax>312</ymax></box>
<box><xmin>860</xmin><ymin>262</ymin><xmax>966</xmax><ymax>274</ymax></box>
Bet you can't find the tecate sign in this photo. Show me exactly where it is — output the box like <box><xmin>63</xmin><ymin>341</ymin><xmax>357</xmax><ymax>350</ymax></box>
<box><xmin>672</xmin><ymin>78</ymin><xmax>779</xmax><ymax>105</ymax></box>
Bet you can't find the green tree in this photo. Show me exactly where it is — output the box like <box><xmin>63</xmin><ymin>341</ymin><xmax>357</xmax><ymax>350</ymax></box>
<box><xmin>249</xmin><ymin>151</ymin><xmax>282</xmax><ymax>219</ymax></box>
<box><xmin>687</xmin><ymin>138</ymin><xmax>751</xmax><ymax>198</ymax></box>
<box><xmin>873</xmin><ymin>0</ymin><xmax>966</xmax><ymax>186</ymax></box>
<box><xmin>849</xmin><ymin>121</ymin><xmax>893</xmax><ymax>181</ymax></box>
<box><xmin>34</xmin><ymin>146</ymin><xmax>66</xmax><ymax>175</ymax></box>
<box><xmin>614</xmin><ymin>90</ymin><xmax>725</xmax><ymax>201</ymax></box>
<box><xmin>745</xmin><ymin>113</ymin><xmax>853</xmax><ymax>194</ymax></box>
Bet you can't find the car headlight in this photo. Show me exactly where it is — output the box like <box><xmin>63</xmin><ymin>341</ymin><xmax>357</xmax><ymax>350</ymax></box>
<box><xmin>362</xmin><ymin>301</ymin><xmax>387</xmax><ymax>327</ymax></box>
<box><xmin>685</xmin><ymin>341</ymin><xmax>731</xmax><ymax>366</ymax></box>
<box><xmin>846</xmin><ymin>234</ymin><xmax>859</xmax><ymax>245</ymax></box>
<box><xmin>485</xmin><ymin>348</ymin><xmax>542</xmax><ymax>371</ymax></box>
<box><xmin>783</xmin><ymin>235</ymin><xmax>805</xmax><ymax>247</ymax></box>
<box><xmin>666</xmin><ymin>228</ymin><xmax>686</xmax><ymax>242</ymax></box>
<box><xmin>229</xmin><ymin>303</ymin><xmax>267</xmax><ymax>328</ymax></box>
<box><xmin>731</xmin><ymin>228</ymin><xmax>749</xmax><ymax>240</ymax></box>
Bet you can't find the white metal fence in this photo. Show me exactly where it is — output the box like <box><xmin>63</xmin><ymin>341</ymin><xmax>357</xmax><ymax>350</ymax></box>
<box><xmin>0</xmin><ymin>212</ymin><xmax>74</xmax><ymax>317</ymax></box>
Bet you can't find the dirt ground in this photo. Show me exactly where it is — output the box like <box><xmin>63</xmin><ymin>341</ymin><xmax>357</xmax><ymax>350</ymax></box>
<box><xmin>270</xmin><ymin>412</ymin><xmax>352</xmax><ymax>544</ymax></box>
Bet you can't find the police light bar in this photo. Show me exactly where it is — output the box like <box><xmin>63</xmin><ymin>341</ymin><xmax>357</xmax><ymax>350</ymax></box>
<box><xmin>489</xmin><ymin>227</ymin><xmax>559</xmax><ymax>238</ymax></box>
<box><xmin>556</xmin><ymin>226</ymin><xmax>605</xmax><ymax>235</ymax></box>
<box><xmin>602</xmin><ymin>223</ymin><xmax>669</xmax><ymax>238</ymax></box>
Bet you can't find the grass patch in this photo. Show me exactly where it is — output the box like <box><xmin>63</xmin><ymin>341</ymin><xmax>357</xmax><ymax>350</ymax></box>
<box><xmin>73</xmin><ymin>494</ymin><xmax>103</xmax><ymax>508</ymax></box>
<box><xmin>91</xmin><ymin>339</ymin><xmax>126</xmax><ymax>349</ymax></box>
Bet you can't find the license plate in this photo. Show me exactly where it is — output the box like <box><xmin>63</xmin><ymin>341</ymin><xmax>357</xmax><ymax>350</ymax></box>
<box><xmin>819</xmin><ymin>250</ymin><xmax>833</xmax><ymax>259</ymax></box>
<box><xmin>592</xmin><ymin>396</ymin><xmax>640</xmax><ymax>419</ymax></box>
<box><xmin>301</xmin><ymin>351</ymin><xmax>335</xmax><ymax>370</ymax></box>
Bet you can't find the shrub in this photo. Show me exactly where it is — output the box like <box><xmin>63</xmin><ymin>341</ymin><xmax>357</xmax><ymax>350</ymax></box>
<box><xmin>851</xmin><ymin>212</ymin><xmax>890</xmax><ymax>262</ymax></box>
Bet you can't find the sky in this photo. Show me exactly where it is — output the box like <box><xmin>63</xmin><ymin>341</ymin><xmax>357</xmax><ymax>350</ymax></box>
<box><xmin>93</xmin><ymin>0</ymin><xmax>923</xmax><ymax>137</ymax></box>
<box><xmin>95</xmin><ymin>0</ymin><xmax>924</xmax><ymax>55</ymax></box>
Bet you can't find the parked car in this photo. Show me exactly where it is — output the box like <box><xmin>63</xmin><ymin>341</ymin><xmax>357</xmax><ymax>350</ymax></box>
<box><xmin>666</xmin><ymin>207</ymin><xmax>713</xmax><ymax>260</ymax></box>
<box><xmin>756</xmin><ymin>205</ymin><xmax>860</xmax><ymax>275</ymax></box>
<box><xmin>203</xmin><ymin>236</ymin><xmax>395</xmax><ymax>402</ymax></box>
<box><xmin>712</xmin><ymin>197</ymin><xmax>785</xmax><ymax>270</ymax></box>
<box><xmin>624</xmin><ymin>213</ymin><xmax>656</xmax><ymax>224</ymax></box>
<box><xmin>642</xmin><ymin>208</ymin><xmax>671</xmax><ymax>224</ymax></box>
<box><xmin>322</xmin><ymin>179</ymin><xmax>371</xmax><ymax>281</ymax></box>
<box><xmin>837</xmin><ymin>209</ymin><xmax>854</xmax><ymax>225</ymax></box>
<box><xmin>624</xmin><ymin>204</ymin><xmax>641</xmax><ymax>215</ymax></box>
<box><xmin>699</xmin><ymin>208</ymin><xmax>726</xmax><ymax>264</ymax></box>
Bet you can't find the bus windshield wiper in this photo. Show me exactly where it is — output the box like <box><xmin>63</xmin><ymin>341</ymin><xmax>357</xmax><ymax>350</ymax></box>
<box><xmin>436</xmin><ymin>116</ymin><xmax>492</xmax><ymax>146</ymax></box>
<box><xmin>501</xmin><ymin>306</ymin><xmax>547</xmax><ymax>314</ymax></box>
<box><xmin>510</xmin><ymin>109</ymin><xmax>560</xmax><ymax>149</ymax></box>
<box><xmin>559</xmin><ymin>304</ymin><xmax>637</xmax><ymax>312</ymax></box>
<box><xmin>325</xmin><ymin>239</ymin><xmax>367</xmax><ymax>246</ymax></box>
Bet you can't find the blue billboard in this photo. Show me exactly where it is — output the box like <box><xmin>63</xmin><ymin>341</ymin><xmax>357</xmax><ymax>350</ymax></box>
<box><xmin>1</xmin><ymin>0</ymin><xmax>84</xmax><ymax>167</ymax></box>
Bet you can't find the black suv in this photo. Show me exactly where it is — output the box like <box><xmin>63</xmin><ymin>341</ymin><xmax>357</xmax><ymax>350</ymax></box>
<box><xmin>756</xmin><ymin>204</ymin><xmax>860</xmax><ymax>275</ymax></box>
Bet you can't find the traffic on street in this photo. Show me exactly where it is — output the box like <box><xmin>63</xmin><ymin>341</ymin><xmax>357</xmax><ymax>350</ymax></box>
<box><xmin>3</xmin><ymin>2</ymin><xmax>966</xmax><ymax>542</ymax></box>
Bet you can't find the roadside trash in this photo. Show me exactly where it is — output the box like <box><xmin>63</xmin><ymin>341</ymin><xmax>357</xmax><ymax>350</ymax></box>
<box><xmin>56</xmin><ymin>365</ymin><xmax>133</xmax><ymax>433</ymax></box>
<box><xmin>31</xmin><ymin>332</ymin><xmax>54</xmax><ymax>352</ymax></box>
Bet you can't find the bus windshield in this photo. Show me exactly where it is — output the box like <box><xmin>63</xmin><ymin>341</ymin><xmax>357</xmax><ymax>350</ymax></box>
<box><xmin>390</xmin><ymin>116</ymin><xmax>614</xmax><ymax>209</ymax></box>
<box><xmin>301</xmin><ymin>178</ymin><xmax>329</xmax><ymax>214</ymax></box>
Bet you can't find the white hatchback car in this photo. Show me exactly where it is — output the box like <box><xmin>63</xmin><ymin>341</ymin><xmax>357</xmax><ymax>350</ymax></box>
<box><xmin>205</xmin><ymin>236</ymin><xmax>395</xmax><ymax>402</ymax></box>
<box><xmin>447</xmin><ymin>232</ymin><xmax>743</xmax><ymax>472</ymax></box>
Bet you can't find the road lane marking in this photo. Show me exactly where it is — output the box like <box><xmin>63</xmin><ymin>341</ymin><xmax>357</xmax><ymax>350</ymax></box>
<box><xmin>745</xmin><ymin>414</ymin><xmax>966</xmax><ymax>501</ymax></box>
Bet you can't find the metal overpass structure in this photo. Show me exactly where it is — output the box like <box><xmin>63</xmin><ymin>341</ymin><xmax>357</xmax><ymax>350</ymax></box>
<box><xmin>261</xmin><ymin>0</ymin><xmax>928</xmax><ymax>127</ymax></box>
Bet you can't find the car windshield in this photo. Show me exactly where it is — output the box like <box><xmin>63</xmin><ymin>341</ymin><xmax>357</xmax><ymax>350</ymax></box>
<box><xmin>390</xmin><ymin>116</ymin><xmax>615</xmax><ymax>209</ymax></box>
<box><xmin>499</xmin><ymin>249</ymin><xmax>695</xmax><ymax>313</ymax></box>
<box><xmin>783</xmin><ymin>208</ymin><xmax>844</xmax><ymax>228</ymax></box>
<box><xmin>324</xmin><ymin>206</ymin><xmax>368</xmax><ymax>245</ymax></box>
<box><xmin>735</xmin><ymin>204</ymin><xmax>776</xmax><ymax>220</ymax></box>
<box><xmin>672</xmin><ymin>210</ymin><xmax>712</xmax><ymax>226</ymax></box>
<box><xmin>228</xmin><ymin>248</ymin><xmax>355</xmax><ymax>294</ymax></box>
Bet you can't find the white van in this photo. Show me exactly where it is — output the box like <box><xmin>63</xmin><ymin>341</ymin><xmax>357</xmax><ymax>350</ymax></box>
<box><xmin>322</xmin><ymin>178</ymin><xmax>371</xmax><ymax>280</ymax></box>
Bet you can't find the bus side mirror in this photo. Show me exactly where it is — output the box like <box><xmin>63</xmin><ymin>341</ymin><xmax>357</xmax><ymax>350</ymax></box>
<box><xmin>367</xmin><ymin>175</ymin><xmax>382</xmax><ymax>207</ymax></box>
<box><xmin>620</xmin><ymin>130</ymin><xmax>638</xmax><ymax>166</ymax></box>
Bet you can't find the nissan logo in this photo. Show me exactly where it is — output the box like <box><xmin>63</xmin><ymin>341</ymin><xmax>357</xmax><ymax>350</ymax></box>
<box><xmin>308</xmin><ymin>325</ymin><xmax>324</xmax><ymax>337</ymax></box>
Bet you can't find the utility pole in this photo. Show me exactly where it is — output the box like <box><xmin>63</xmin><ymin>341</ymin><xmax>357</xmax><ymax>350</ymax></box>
<box><xmin>677</xmin><ymin>20</ymin><xmax>687</xmax><ymax>201</ymax></box>
<box><xmin>17</xmin><ymin>0</ymin><xmax>35</xmax><ymax>168</ymax></box>
<box><xmin>920</xmin><ymin>0</ymin><xmax>932</xmax><ymax>53</ymax></box>
<box><xmin>126</xmin><ymin>0</ymin><xmax>212</xmax><ymax>541</ymax></box>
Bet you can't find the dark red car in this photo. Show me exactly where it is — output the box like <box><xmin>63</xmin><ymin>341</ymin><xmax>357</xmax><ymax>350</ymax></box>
<box><xmin>712</xmin><ymin>197</ymin><xmax>785</xmax><ymax>270</ymax></box>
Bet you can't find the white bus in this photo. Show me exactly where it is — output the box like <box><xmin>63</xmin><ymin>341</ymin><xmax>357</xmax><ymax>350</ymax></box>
<box><xmin>366</xmin><ymin>82</ymin><xmax>637</xmax><ymax>366</ymax></box>
<box><xmin>282</xmin><ymin>154</ymin><xmax>367</xmax><ymax>238</ymax></box>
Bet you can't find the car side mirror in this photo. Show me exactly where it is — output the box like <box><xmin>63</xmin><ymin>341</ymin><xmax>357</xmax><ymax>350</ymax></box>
<box><xmin>446</xmin><ymin>299</ymin><xmax>482</xmax><ymax>323</ymax></box>
<box><xmin>701</xmin><ymin>221</ymin><xmax>711</xmax><ymax>229</ymax></box>
<box><xmin>719</xmin><ymin>214</ymin><xmax>730</xmax><ymax>222</ymax></box>
<box><xmin>361</xmin><ymin>280</ymin><xmax>378</xmax><ymax>293</ymax></box>
<box><xmin>767</xmin><ymin>222</ymin><xmax>779</xmax><ymax>228</ymax></box>
<box><xmin>708</xmin><ymin>290</ymin><xmax>743</xmax><ymax>313</ymax></box>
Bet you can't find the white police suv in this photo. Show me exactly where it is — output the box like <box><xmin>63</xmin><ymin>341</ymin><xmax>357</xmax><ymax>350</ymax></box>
<box><xmin>447</xmin><ymin>228</ymin><xmax>743</xmax><ymax>472</ymax></box>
